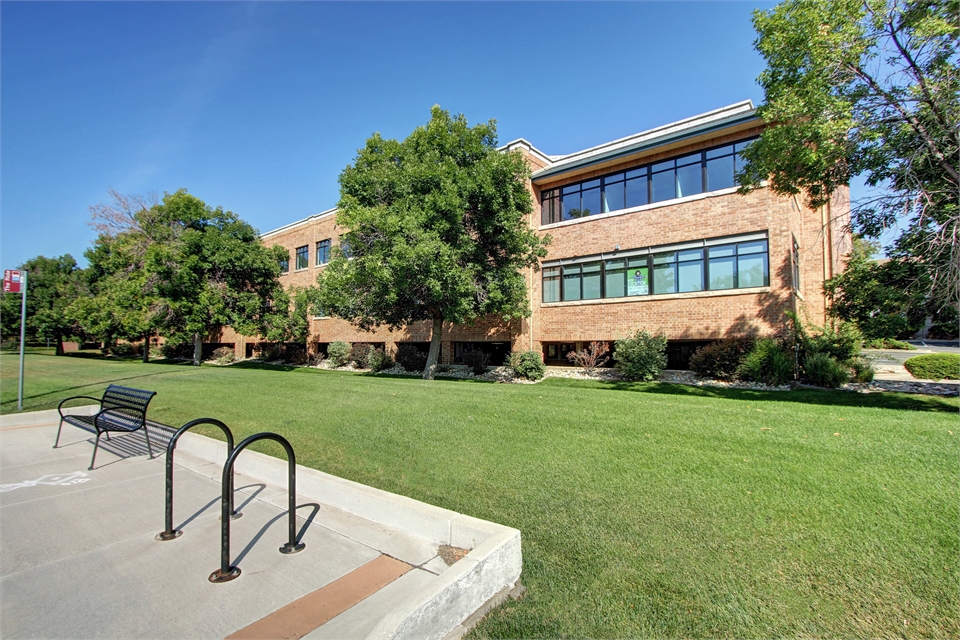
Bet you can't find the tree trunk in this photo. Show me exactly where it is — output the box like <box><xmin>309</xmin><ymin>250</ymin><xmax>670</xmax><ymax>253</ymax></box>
<box><xmin>142</xmin><ymin>332</ymin><xmax>150</xmax><ymax>363</ymax></box>
<box><xmin>422</xmin><ymin>316</ymin><xmax>444</xmax><ymax>380</ymax></box>
<box><xmin>55</xmin><ymin>333</ymin><xmax>64</xmax><ymax>356</ymax></box>
<box><xmin>193</xmin><ymin>332</ymin><xmax>202</xmax><ymax>366</ymax></box>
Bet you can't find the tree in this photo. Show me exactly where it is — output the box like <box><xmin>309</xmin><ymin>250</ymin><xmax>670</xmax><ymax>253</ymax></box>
<box><xmin>824</xmin><ymin>236</ymin><xmax>928</xmax><ymax>338</ymax></box>
<box><xmin>317</xmin><ymin>106</ymin><xmax>550</xmax><ymax>379</ymax></box>
<box><xmin>1</xmin><ymin>255</ymin><xmax>85</xmax><ymax>355</ymax></box>
<box><xmin>738</xmin><ymin>0</ymin><xmax>959</xmax><ymax>311</ymax></box>
<box><xmin>79</xmin><ymin>189</ymin><xmax>288</xmax><ymax>365</ymax></box>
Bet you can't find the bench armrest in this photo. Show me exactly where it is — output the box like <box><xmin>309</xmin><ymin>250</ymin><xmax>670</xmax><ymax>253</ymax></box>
<box><xmin>58</xmin><ymin>396</ymin><xmax>104</xmax><ymax>418</ymax></box>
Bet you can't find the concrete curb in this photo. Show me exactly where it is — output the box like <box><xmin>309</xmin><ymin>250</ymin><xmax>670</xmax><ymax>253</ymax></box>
<box><xmin>169</xmin><ymin>430</ymin><xmax>523</xmax><ymax>640</ymax></box>
<box><xmin>0</xmin><ymin>404</ymin><xmax>98</xmax><ymax>428</ymax></box>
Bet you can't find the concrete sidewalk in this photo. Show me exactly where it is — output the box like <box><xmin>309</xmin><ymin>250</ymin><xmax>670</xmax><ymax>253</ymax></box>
<box><xmin>0</xmin><ymin>409</ymin><xmax>521</xmax><ymax>639</ymax></box>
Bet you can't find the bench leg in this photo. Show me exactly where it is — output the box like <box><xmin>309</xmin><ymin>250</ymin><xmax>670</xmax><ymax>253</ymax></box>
<box><xmin>54</xmin><ymin>419</ymin><xmax>64</xmax><ymax>449</ymax></box>
<box><xmin>143</xmin><ymin>423</ymin><xmax>154</xmax><ymax>459</ymax></box>
<box><xmin>89</xmin><ymin>432</ymin><xmax>102</xmax><ymax>470</ymax></box>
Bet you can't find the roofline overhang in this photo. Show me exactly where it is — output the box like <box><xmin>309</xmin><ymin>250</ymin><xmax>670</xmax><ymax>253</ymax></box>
<box><xmin>531</xmin><ymin>101</ymin><xmax>759</xmax><ymax>184</ymax></box>
<box><xmin>261</xmin><ymin>207</ymin><xmax>338</xmax><ymax>240</ymax></box>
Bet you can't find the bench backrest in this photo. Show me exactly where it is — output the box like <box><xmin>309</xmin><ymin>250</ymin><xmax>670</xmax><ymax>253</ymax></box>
<box><xmin>101</xmin><ymin>385</ymin><xmax>156</xmax><ymax>419</ymax></box>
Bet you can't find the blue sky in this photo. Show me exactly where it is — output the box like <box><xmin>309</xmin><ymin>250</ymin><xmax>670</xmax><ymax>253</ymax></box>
<box><xmin>2</xmin><ymin>1</ymin><xmax>777</xmax><ymax>268</ymax></box>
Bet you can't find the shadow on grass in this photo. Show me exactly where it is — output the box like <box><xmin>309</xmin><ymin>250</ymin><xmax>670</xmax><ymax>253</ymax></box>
<box><xmin>539</xmin><ymin>377</ymin><xmax>958</xmax><ymax>413</ymax></box>
<box><xmin>364</xmin><ymin>372</ymin><xmax>496</xmax><ymax>384</ymax></box>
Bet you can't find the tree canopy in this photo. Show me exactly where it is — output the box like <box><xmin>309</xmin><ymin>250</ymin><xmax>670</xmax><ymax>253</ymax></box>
<box><xmin>75</xmin><ymin>189</ymin><xmax>290</xmax><ymax>364</ymax></box>
<box><xmin>738</xmin><ymin>0</ymin><xmax>959</xmax><ymax>312</ymax></box>
<box><xmin>0</xmin><ymin>255</ymin><xmax>84</xmax><ymax>355</ymax></box>
<box><xmin>317</xmin><ymin>106</ymin><xmax>549</xmax><ymax>379</ymax></box>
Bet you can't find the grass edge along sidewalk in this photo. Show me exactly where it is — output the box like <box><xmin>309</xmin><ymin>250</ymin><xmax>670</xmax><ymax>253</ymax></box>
<box><xmin>2</xmin><ymin>352</ymin><xmax>958</xmax><ymax>638</ymax></box>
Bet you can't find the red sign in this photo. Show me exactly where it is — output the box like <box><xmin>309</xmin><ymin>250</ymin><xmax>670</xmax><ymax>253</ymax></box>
<box><xmin>3</xmin><ymin>270</ymin><xmax>23</xmax><ymax>293</ymax></box>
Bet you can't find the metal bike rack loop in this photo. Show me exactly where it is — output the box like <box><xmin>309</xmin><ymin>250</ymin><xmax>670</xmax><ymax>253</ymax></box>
<box><xmin>209</xmin><ymin>432</ymin><xmax>304</xmax><ymax>583</ymax></box>
<box><xmin>157</xmin><ymin>418</ymin><xmax>240</xmax><ymax>542</ymax></box>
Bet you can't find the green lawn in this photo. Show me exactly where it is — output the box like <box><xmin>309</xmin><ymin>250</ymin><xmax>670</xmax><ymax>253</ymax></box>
<box><xmin>3</xmin><ymin>351</ymin><xmax>958</xmax><ymax>638</ymax></box>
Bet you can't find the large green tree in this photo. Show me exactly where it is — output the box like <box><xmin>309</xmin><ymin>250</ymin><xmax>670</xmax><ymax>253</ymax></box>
<box><xmin>78</xmin><ymin>189</ymin><xmax>289</xmax><ymax>365</ymax></box>
<box><xmin>1</xmin><ymin>255</ymin><xmax>85</xmax><ymax>355</ymax></box>
<box><xmin>738</xmin><ymin>0</ymin><xmax>959</xmax><ymax>311</ymax></box>
<box><xmin>317</xmin><ymin>107</ymin><xmax>550</xmax><ymax>379</ymax></box>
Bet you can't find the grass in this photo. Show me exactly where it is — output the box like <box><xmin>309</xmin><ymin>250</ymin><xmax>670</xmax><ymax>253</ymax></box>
<box><xmin>2</xmin><ymin>351</ymin><xmax>958</xmax><ymax>638</ymax></box>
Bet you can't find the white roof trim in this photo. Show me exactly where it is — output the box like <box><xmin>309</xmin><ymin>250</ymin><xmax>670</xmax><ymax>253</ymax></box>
<box><xmin>261</xmin><ymin>207</ymin><xmax>338</xmax><ymax>239</ymax></box>
<box><xmin>498</xmin><ymin>138</ymin><xmax>556</xmax><ymax>165</ymax></box>
<box><xmin>532</xmin><ymin>100</ymin><xmax>756</xmax><ymax>178</ymax></box>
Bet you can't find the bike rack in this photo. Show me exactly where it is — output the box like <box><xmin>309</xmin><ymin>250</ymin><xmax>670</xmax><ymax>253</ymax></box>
<box><xmin>209</xmin><ymin>432</ymin><xmax>304</xmax><ymax>583</ymax></box>
<box><xmin>157</xmin><ymin>418</ymin><xmax>240</xmax><ymax>542</ymax></box>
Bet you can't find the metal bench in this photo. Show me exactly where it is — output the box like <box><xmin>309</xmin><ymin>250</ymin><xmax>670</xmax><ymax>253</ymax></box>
<box><xmin>55</xmin><ymin>384</ymin><xmax>157</xmax><ymax>470</ymax></box>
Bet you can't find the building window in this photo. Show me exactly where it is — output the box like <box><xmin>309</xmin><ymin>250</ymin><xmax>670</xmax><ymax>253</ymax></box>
<box><xmin>295</xmin><ymin>245</ymin><xmax>309</xmax><ymax>270</ymax></box>
<box><xmin>540</xmin><ymin>137</ymin><xmax>756</xmax><ymax>225</ymax></box>
<box><xmin>542</xmin><ymin>235</ymin><xmax>767</xmax><ymax>302</ymax></box>
<box><xmin>792</xmin><ymin>237</ymin><xmax>801</xmax><ymax>291</ymax></box>
<box><xmin>339</xmin><ymin>239</ymin><xmax>353</xmax><ymax>258</ymax></box>
<box><xmin>316</xmin><ymin>239</ymin><xmax>331</xmax><ymax>265</ymax></box>
<box><xmin>278</xmin><ymin>252</ymin><xmax>290</xmax><ymax>273</ymax></box>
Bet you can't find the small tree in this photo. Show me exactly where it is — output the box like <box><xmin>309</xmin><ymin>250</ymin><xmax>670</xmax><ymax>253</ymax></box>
<box><xmin>566</xmin><ymin>341</ymin><xmax>610</xmax><ymax>374</ymax></box>
<box><xmin>317</xmin><ymin>107</ymin><xmax>550</xmax><ymax>379</ymax></box>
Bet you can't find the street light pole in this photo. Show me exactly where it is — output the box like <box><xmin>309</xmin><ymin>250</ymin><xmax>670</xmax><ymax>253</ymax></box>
<box><xmin>18</xmin><ymin>271</ymin><xmax>27</xmax><ymax>411</ymax></box>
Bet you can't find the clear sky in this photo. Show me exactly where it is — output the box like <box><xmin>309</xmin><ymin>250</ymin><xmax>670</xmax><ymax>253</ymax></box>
<box><xmin>2</xmin><ymin>1</ymin><xmax>777</xmax><ymax>269</ymax></box>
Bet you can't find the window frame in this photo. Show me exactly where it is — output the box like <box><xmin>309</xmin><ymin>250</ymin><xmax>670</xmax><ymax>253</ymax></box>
<box><xmin>295</xmin><ymin>245</ymin><xmax>309</xmax><ymax>270</ymax></box>
<box><xmin>316</xmin><ymin>239</ymin><xmax>331</xmax><ymax>265</ymax></box>
<box><xmin>539</xmin><ymin>137</ymin><xmax>757</xmax><ymax>225</ymax></box>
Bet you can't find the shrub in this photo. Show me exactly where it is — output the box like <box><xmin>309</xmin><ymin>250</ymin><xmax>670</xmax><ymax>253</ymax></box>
<box><xmin>327</xmin><ymin>341</ymin><xmax>351</xmax><ymax>367</ymax></box>
<box><xmin>849</xmin><ymin>356</ymin><xmax>875</xmax><ymax>383</ymax></box>
<box><xmin>368</xmin><ymin>348</ymin><xmax>394</xmax><ymax>372</ymax></box>
<box><xmin>211</xmin><ymin>346</ymin><xmax>235</xmax><ymax>364</ymax></box>
<box><xmin>805</xmin><ymin>322</ymin><xmax>862</xmax><ymax>362</ymax></box>
<box><xmin>688</xmin><ymin>338</ymin><xmax>755</xmax><ymax>380</ymax></box>
<box><xmin>308</xmin><ymin>351</ymin><xmax>325</xmax><ymax>366</ymax></box>
<box><xmin>285</xmin><ymin>344</ymin><xmax>308</xmax><ymax>365</ymax></box>
<box><xmin>737</xmin><ymin>338</ymin><xmax>794</xmax><ymax>386</ymax></box>
<box><xmin>350</xmin><ymin>343</ymin><xmax>375</xmax><ymax>368</ymax></box>
<box><xmin>613</xmin><ymin>330</ymin><xmax>667</xmax><ymax>381</ymax></box>
<box><xmin>928</xmin><ymin>323</ymin><xmax>959</xmax><ymax>339</ymax></box>
<box><xmin>903</xmin><ymin>354</ymin><xmax>960</xmax><ymax>381</ymax></box>
<box><xmin>863</xmin><ymin>338</ymin><xmax>916</xmax><ymax>350</ymax></box>
<box><xmin>395</xmin><ymin>344</ymin><xmax>428</xmax><ymax>372</ymax></box>
<box><xmin>462</xmin><ymin>348</ymin><xmax>491</xmax><ymax>374</ymax></box>
<box><xmin>566</xmin><ymin>341</ymin><xmax>610</xmax><ymax>374</ymax></box>
<box><xmin>258</xmin><ymin>343</ymin><xmax>283</xmax><ymax>362</ymax></box>
<box><xmin>161</xmin><ymin>339</ymin><xmax>192</xmax><ymax>359</ymax></box>
<box><xmin>803</xmin><ymin>352</ymin><xmax>850</xmax><ymax>388</ymax></box>
<box><xmin>110</xmin><ymin>342</ymin><xmax>139</xmax><ymax>357</ymax></box>
<box><xmin>510</xmin><ymin>350</ymin><xmax>545</xmax><ymax>381</ymax></box>
<box><xmin>436</xmin><ymin>363</ymin><xmax>452</xmax><ymax>373</ymax></box>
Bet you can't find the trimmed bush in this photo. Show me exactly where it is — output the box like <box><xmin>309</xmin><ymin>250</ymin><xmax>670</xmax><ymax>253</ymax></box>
<box><xmin>864</xmin><ymin>338</ymin><xmax>916</xmax><ymax>350</ymax></box>
<box><xmin>161</xmin><ymin>339</ymin><xmax>192</xmax><ymax>359</ymax></box>
<box><xmin>689</xmin><ymin>338</ymin><xmax>755</xmax><ymax>381</ymax></box>
<box><xmin>738</xmin><ymin>338</ymin><xmax>794</xmax><ymax>386</ymax></box>
<box><xmin>368</xmin><ymin>348</ymin><xmax>394</xmax><ymax>372</ymax></box>
<box><xmin>803</xmin><ymin>352</ymin><xmax>850</xmax><ymax>388</ymax></box>
<box><xmin>614</xmin><ymin>330</ymin><xmax>667</xmax><ymax>381</ymax></box>
<box><xmin>395</xmin><ymin>344</ymin><xmax>428</xmax><ymax>373</ymax></box>
<box><xmin>510</xmin><ymin>350</ymin><xmax>545</xmax><ymax>381</ymax></box>
<box><xmin>849</xmin><ymin>356</ymin><xmax>875</xmax><ymax>383</ymax></box>
<box><xmin>327</xmin><ymin>341</ymin><xmax>351</xmax><ymax>367</ymax></box>
<box><xmin>350</xmin><ymin>343</ymin><xmax>375</xmax><ymax>368</ymax></box>
<box><xmin>110</xmin><ymin>342</ymin><xmax>139</xmax><ymax>358</ymax></box>
<box><xmin>903</xmin><ymin>354</ymin><xmax>960</xmax><ymax>381</ymax></box>
<box><xmin>211</xmin><ymin>346</ymin><xmax>235</xmax><ymax>364</ymax></box>
<box><xmin>462</xmin><ymin>348</ymin><xmax>491</xmax><ymax>374</ymax></box>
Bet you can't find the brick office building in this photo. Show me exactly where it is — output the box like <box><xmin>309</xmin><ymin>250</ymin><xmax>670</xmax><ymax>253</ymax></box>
<box><xmin>222</xmin><ymin>101</ymin><xmax>850</xmax><ymax>368</ymax></box>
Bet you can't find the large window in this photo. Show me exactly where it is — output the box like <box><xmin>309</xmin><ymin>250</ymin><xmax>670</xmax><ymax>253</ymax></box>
<box><xmin>543</xmin><ymin>235</ymin><xmax>768</xmax><ymax>303</ymax></box>
<box><xmin>540</xmin><ymin>138</ymin><xmax>755</xmax><ymax>225</ymax></box>
<box><xmin>316</xmin><ymin>239</ymin><xmax>331</xmax><ymax>265</ymax></box>
<box><xmin>295</xmin><ymin>245</ymin><xmax>309</xmax><ymax>270</ymax></box>
<box><xmin>278</xmin><ymin>252</ymin><xmax>290</xmax><ymax>273</ymax></box>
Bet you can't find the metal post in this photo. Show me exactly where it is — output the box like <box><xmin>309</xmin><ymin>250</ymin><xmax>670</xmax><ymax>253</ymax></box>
<box><xmin>157</xmin><ymin>418</ymin><xmax>239</xmax><ymax>542</ymax></box>
<box><xmin>209</xmin><ymin>432</ymin><xmax>304</xmax><ymax>583</ymax></box>
<box><xmin>18</xmin><ymin>272</ymin><xmax>27</xmax><ymax>412</ymax></box>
